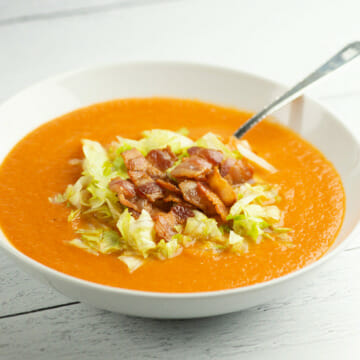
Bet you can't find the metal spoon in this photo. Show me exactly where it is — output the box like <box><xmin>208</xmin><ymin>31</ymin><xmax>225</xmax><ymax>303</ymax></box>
<box><xmin>234</xmin><ymin>42</ymin><xmax>360</xmax><ymax>138</ymax></box>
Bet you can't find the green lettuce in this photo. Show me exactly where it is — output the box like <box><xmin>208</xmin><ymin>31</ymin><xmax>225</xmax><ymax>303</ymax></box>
<box><xmin>118</xmin><ymin>255</ymin><xmax>144</xmax><ymax>273</ymax></box>
<box><xmin>75</xmin><ymin>228</ymin><xmax>124</xmax><ymax>254</ymax></box>
<box><xmin>142</xmin><ymin>129</ymin><xmax>194</xmax><ymax>153</ymax></box>
<box><xmin>228</xmin><ymin>183</ymin><xmax>282</xmax><ymax>243</ymax></box>
<box><xmin>115</xmin><ymin>129</ymin><xmax>194</xmax><ymax>156</ymax></box>
<box><xmin>195</xmin><ymin>132</ymin><xmax>238</xmax><ymax>158</ymax></box>
<box><xmin>184</xmin><ymin>211</ymin><xmax>223</xmax><ymax>242</ymax></box>
<box><xmin>156</xmin><ymin>238</ymin><xmax>182</xmax><ymax>259</ymax></box>
<box><xmin>116</xmin><ymin>209</ymin><xmax>156</xmax><ymax>257</ymax></box>
<box><xmin>228</xmin><ymin>231</ymin><xmax>248</xmax><ymax>254</ymax></box>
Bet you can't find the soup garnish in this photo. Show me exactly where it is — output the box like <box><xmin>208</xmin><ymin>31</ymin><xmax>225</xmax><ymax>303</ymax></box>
<box><xmin>50</xmin><ymin>129</ymin><xmax>291</xmax><ymax>272</ymax></box>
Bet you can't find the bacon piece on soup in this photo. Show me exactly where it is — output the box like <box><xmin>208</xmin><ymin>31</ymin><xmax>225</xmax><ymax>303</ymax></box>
<box><xmin>179</xmin><ymin>180</ymin><xmax>209</xmax><ymax>212</ymax></box>
<box><xmin>171</xmin><ymin>203</ymin><xmax>194</xmax><ymax>224</ymax></box>
<box><xmin>109</xmin><ymin>178</ymin><xmax>136</xmax><ymax>198</ymax></box>
<box><xmin>122</xmin><ymin>148</ymin><xmax>165</xmax><ymax>179</ymax></box>
<box><xmin>146</xmin><ymin>146</ymin><xmax>177</xmax><ymax>171</ymax></box>
<box><xmin>109</xmin><ymin>178</ymin><xmax>155</xmax><ymax>213</ymax></box>
<box><xmin>187</xmin><ymin>146</ymin><xmax>223</xmax><ymax>165</ymax></box>
<box><xmin>122</xmin><ymin>149</ymin><xmax>165</xmax><ymax>202</ymax></box>
<box><xmin>154</xmin><ymin>212</ymin><xmax>177</xmax><ymax>241</ymax></box>
<box><xmin>207</xmin><ymin>167</ymin><xmax>236</xmax><ymax>206</ymax></box>
<box><xmin>196</xmin><ymin>182</ymin><xmax>228</xmax><ymax>222</ymax></box>
<box><xmin>136</xmin><ymin>182</ymin><xmax>165</xmax><ymax>203</ymax></box>
<box><xmin>155</xmin><ymin>178</ymin><xmax>182</xmax><ymax>194</ymax></box>
<box><xmin>163</xmin><ymin>194</ymin><xmax>183</xmax><ymax>203</ymax></box>
<box><xmin>170</xmin><ymin>156</ymin><xmax>212</xmax><ymax>181</ymax></box>
<box><xmin>154</xmin><ymin>203</ymin><xmax>194</xmax><ymax>241</ymax></box>
<box><xmin>178</xmin><ymin>180</ymin><xmax>227</xmax><ymax>221</ymax></box>
<box><xmin>220</xmin><ymin>158</ymin><xmax>253</xmax><ymax>185</ymax></box>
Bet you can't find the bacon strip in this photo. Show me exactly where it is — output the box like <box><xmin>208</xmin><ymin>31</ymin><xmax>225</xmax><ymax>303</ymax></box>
<box><xmin>109</xmin><ymin>178</ymin><xmax>154</xmax><ymax>214</ymax></box>
<box><xmin>220</xmin><ymin>158</ymin><xmax>253</xmax><ymax>185</ymax></box>
<box><xmin>171</xmin><ymin>203</ymin><xmax>194</xmax><ymax>224</ymax></box>
<box><xmin>122</xmin><ymin>149</ymin><xmax>165</xmax><ymax>202</ymax></box>
<box><xmin>207</xmin><ymin>167</ymin><xmax>236</xmax><ymax>206</ymax></box>
<box><xmin>154</xmin><ymin>203</ymin><xmax>194</xmax><ymax>241</ymax></box>
<box><xmin>155</xmin><ymin>179</ymin><xmax>182</xmax><ymax>194</ymax></box>
<box><xmin>197</xmin><ymin>182</ymin><xmax>228</xmax><ymax>221</ymax></box>
<box><xmin>146</xmin><ymin>146</ymin><xmax>177</xmax><ymax>171</ymax></box>
<box><xmin>187</xmin><ymin>146</ymin><xmax>223</xmax><ymax>165</ymax></box>
<box><xmin>170</xmin><ymin>155</ymin><xmax>212</xmax><ymax>181</ymax></box>
<box><xmin>179</xmin><ymin>180</ymin><xmax>228</xmax><ymax>221</ymax></box>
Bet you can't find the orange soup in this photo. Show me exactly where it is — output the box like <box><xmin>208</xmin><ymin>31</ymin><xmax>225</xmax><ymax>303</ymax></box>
<box><xmin>0</xmin><ymin>98</ymin><xmax>345</xmax><ymax>292</ymax></box>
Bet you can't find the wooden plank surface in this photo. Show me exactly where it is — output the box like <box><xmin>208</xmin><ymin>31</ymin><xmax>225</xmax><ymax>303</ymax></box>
<box><xmin>1</xmin><ymin>248</ymin><xmax>359</xmax><ymax>359</ymax></box>
<box><xmin>0</xmin><ymin>0</ymin><xmax>359</xmax><ymax>358</ymax></box>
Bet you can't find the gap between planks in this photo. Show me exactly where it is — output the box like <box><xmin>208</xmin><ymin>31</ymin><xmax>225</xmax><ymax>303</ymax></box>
<box><xmin>0</xmin><ymin>302</ymin><xmax>80</xmax><ymax>320</ymax></box>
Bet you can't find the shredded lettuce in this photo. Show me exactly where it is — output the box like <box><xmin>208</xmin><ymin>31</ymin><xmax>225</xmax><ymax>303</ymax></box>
<box><xmin>177</xmin><ymin>127</ymin><xmax>190</xmax><ymax>136</ymax></box>
<box><xmin>116</xmin><ymin>129</ymin><xmax>194</xmax><ymax>155</ymax></box>
<box><xmin>237</xmin><ymin>140</ymin><xmax>277</xmax><ymax>173</ymax></box>
<box><xmin>116</xmin><ymin>136</ymin><xmax>146</xmax><ymax>155</ymax></box>
<box><xmin>117</xmin><ymin>209</ymin><xmax>156</xmax><ymax>257</ymax></box>
<box><xmin>228</xmin><ymin>182</ymin><xmax>283</xmax><ymax>243</ymax></box>
<box><xmin>156</xmin><ymin>238</ymin><xmax>182</xmax><ymax>259</ymax></box>
<box><xmin>196</xmin><ymin>132</ymin><xmax>238</xmax><ymax>158</ymax></box>
<box><xmin>184</xmin><ymin>211</ymin><xmax>224</xmax><ymax>242</ymax></box>
<box><xmin>68</xmin><ymin>209</ymin><xmax>81</xmax><ymax>222</ymax></box>
<box><xmin>75</xmin><ymin>228</ymin><xmax>123</xmax><ymax>254</ymax></box>
<box><xmin>68</xmin><ymin>238</ymin><xmax>99</xmax><ymax>255</ymax></box>
<box><xmin>202</xmin><ymin>241</ymin><xmax>226</xmax><ymax>253</ymax></box>
<box><xmin>82</xmin><ymin>140</ymin><xmax>109</xmax><ymax>186</ymax></box>
<box><xmin>142</xmin><ymin>129</ymin><xmax>194</xmax><ymax>153</ymax></box>
<box><xmin>231</xmin><ymin>214</ymin><xmax>269</xmax><ymax>243</ymax></box>
<box><xmin>118</xmin><ymin>255</ymin><xmax>144</xmax><ymax>273</ymax></box>
<box><xmin>62</xmin><ymin>176</ymin><xmax>91</xmax><ymax>208</ymax></box>
<box><xmin>228</xmin><ymin>230</ymin><xmax>248</xmax><ymax>254</ymax></box>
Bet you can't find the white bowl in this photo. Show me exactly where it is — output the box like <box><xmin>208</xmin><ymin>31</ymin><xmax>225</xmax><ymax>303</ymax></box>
<box><xmin>0</xmin><ymin>62</ymin><xmax>359</xmax><ymax>319</ymax></box>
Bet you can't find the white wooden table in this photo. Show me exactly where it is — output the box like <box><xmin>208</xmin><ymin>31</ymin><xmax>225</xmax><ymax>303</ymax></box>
<box><xmin>1</xmin><ymin>1</ymin><xmax>360</xmax><ymax>358</ymax></box>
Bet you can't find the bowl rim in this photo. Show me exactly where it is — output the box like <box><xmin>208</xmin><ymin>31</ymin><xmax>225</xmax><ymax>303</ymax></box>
<box><xmin>0</xmin><ymin>60</ymin><xmax>359</xmax><ymax>299</ymax></box>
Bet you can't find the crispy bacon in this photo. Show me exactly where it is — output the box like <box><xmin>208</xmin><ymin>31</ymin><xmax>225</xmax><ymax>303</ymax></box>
<box><xmin>154</xmin><ymin>203</ymin><xmax>194</xmax><ymax>241</ymax></box>
<box><xmin>178</xmin><ymin>180</ymin><xmax>227</xmax><ymax>221</ymax></box>
<box><xmin>122</xmin><ymin>149</ymin><xmax>165</xmax><ymax>202</ymax></box>
<box><xmin>153</xmin><ymin>212</ymin><xmax>177</xmax><ymax>241</ymax></box>
<box><xmin>171</xmin><ymin>203</ymin><xmax>194</xmax><ymax>224</ymax></box>
<box><xmin>109</xmin><ymin>178</ymin><xmax>136</xmax><ymax>198</ymax></box>
<box><xmin>163</xmin><ymin>194</ymin><xmax>183</xmax><ymax>203</ymax></box>
<box><xmin>187</xmin><ymin>146</ymin><xmax>223</xmax><ymax>165</ymax></box>
<box><xmin>207</xmin><ymin>167</ymin><xmax>236</xmax><ymax>206</ymax></box>
<box><xmin>197</xmin><ymin>182</ymin><xmax>228</xmax><ymax>221</ymax></box>
<box><xmin>146</xmin><ymin>146</ymin><xmax>177</xmax><ymax>171</ymax></box>
<box><xmin>112</xmin><ymin>143</ymin><xmax>253</xmax><ymax>240</ymax></box>
<box><xmin>109</xmin><ymin>178</ymin><xmax>153</xmax><ymax>213</ymax></box>
<box><xmin>170</xmin><ymin>155</ymin><xmax>212</xmax><ymax>180</ymax></box>
<box><xmin>220</xmin><ymin>158</ymin><xmax>253</xmax><ymax>185</ymax></box>
<box><xmin>122</xmin><ymin>148</ymin><xmax>164</xmax><ymax>179</ymax></box>
<box><xmin>178</xmin><ymin>180</ymin><xmax>208</xmax><ymax>212</ymax></box>
<box><xmin>155</xmin><ymin>179</ymin><xmax>182</xmax><ymax>194</ymax></box>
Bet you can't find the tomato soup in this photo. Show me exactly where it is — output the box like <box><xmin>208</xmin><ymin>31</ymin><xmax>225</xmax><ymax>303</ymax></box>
<box><xmin>0</xmin><ymin>98</ymin><xmax>345</xmax><ymax>292</ymax></box>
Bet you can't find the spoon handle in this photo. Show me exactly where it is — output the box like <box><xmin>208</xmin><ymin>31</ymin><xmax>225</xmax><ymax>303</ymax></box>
<box><xmin>234</xmin><ymin>41</ymin><xmax>360</xmax><ymax>138</ymax></box>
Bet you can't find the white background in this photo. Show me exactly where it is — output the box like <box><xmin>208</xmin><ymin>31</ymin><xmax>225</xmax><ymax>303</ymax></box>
<box><xmin>0</xmin><ymin>1</ymin><xmax>359</xmax><ymax>359</ymax></box>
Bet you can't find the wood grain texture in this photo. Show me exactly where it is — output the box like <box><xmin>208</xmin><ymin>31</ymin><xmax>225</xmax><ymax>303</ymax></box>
<box><xmin>0</xmin><ymin>251</ymin><xmax>69</xmax><ymax>317</ymax></box>
<box><xmin>0</xmin><ymin>0</ymin><xmax>360</xmax><ymax>358</ymax></box>
<box><xmin>1</xmin><ymin>249</ymin><xmax>359</xmax><ymax>359</ymax></box>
